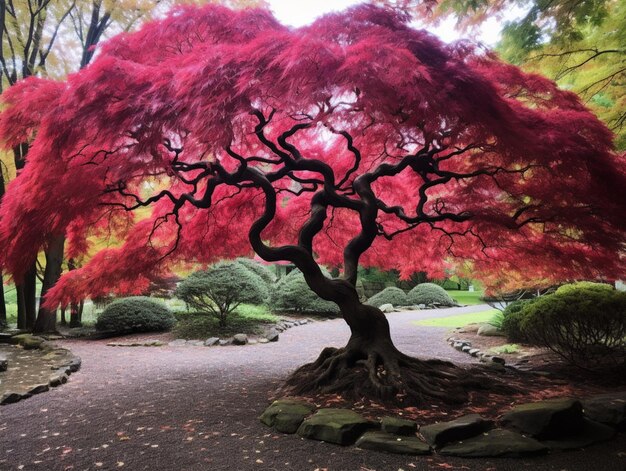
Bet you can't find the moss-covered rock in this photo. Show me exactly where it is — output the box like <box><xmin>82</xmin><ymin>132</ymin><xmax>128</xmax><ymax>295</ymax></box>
<box><xmin>420</xmin><ymin>414</ymin><xmax>492</xmax><ymax>447</ymax></box>
<box><xmin>259</xmin><ymin>399</ymin><xmax>316</xmax><ymax>434</ymax></box>
<box><xmin>582</xmin><ymin>392</ymin><xmax>626</xmax><ymax>431</ymax></box>
<box><xmin>12</xmin><ymin>334</ymin><xmax>45</xmax><ymax>350</ymax></box>
<box><xmin>540</xmin><ymin>418</ymin><xmax>615</xmax><ymax>450</ymax></box>
<box><xmin>297</xmin><ymin>408</ymin><xmax>374</xmax><ymax>445</ymax></box>
<box><xmin>356</xmin><ymin>431</ymin><xmax>431</xmax><ymax>455</ymax></box>
<box><xmin>381</xmin><ymin>417</ymin><xmax>418</xmax><ymax>436</ymax></box>
<box><xmin>439</xmin><ymin>429</ymin><xmax>548</xmax><ymax>457</ymax></box>
<box><xmin>500</xmin><ymin>398</ymin><xmax>584</xmax><ymax>439</ymax></box>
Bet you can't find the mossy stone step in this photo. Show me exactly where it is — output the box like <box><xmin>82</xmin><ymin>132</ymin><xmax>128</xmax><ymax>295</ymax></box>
<box><xmin>297</xmin><ymin>408</ymin><xmax>375</xmax><ymax>445</ymax></box>
<box><xmin>500</xmin><ymin>398</ymin><xmax>584</xmax><ymax>439</ymax></box>
<box><xmin>439</xmin><ymin>429</ymin><xmax>549</xmax><ymax>457</ymax></box>
<box><xmin>356</xmin><ymin>431</ymin><xmax>431</xmax><ymax>455</ymax></box>
<box><xmin>381</xmin><ymin>416</ymin><xmax>418</xmax><ymax>436</ymax></box>
<box><xmin>420</xmin><ymin>414</ymin><xmax>492</xmax><ymax>447</ymax></box>
<box><xmin>259</xmin><ymin>399</ymin><xmax>315</xmax><ymax>434</ymax></box>
<box><xmin>582</xmin><ymin>392</ymin><xmax>626</xmax><ymax>431</ymax></box>
<box><xmin>540</xmin><ymin>418</ymin><xmax>616</xmax><ymax>450</ymax></box>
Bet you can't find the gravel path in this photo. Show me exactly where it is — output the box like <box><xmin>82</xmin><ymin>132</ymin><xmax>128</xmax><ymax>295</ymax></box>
<box><xmin>1</xmin><ymin>306</ymin><xmax>624</xmax><ymax>471</ymax></box>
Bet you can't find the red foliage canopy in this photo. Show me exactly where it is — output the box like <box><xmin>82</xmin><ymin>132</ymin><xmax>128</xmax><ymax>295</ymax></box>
<box><xmin>0</xmin><ymin>4</ymin><xmax>624</xmax><ymax>305</ymax></box>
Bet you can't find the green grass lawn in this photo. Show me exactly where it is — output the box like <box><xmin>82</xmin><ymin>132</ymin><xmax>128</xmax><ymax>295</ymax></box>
<box><xmin>412</xmin><ymin>308</ymin><xmax>499</xmax><ymax>328</ymax></box>
<box><xmin>447</xmin><ymin>290</ymin><xmax>485</xmax><ymax>306</ymax></box>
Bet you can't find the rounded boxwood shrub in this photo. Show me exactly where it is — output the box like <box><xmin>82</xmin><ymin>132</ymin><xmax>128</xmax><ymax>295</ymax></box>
<box><xmin>175</xmin><ymin>262</ymin><xmax>269</xmax><ymax>326</ymax></box>
<box><xmin>407</xmin><ymin>283</ymin><xmax>456</xmax><ymax>306</ymax></box>
<box><xmin>366</xmin><ymin>287</ymin><xmax>409</xmax><ymax>308</ymax></box>
<box><xmin>236</xmin><ymin>258</ymin><xmax>276</xmax><ymax>287</ymax></box>
<box><xmin>555</xmin><ymin>281</ymin><xmax>614</xmax><ymax>296</ymax></box>
<box><xmin>500</xmin><ymin>299</ymin><xmax>537</xmax><ymax>342</ymax></box>
<box><xmin>96</xmin><ymin>297</ymin><xmax>176</xmax><ymax>334</ymax></box>
<box><xmin>519</xmin><ymin>288</ymin><xmax>626</xmax><ymax>367</ymax></box>
<box><xmin>270</xmin><ymin>269</ymin><xmax>339</xmax><ymax>316</ymax></box>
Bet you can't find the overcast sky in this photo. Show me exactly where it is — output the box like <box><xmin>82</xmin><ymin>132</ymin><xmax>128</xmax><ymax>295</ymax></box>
<box><xmin>267</xmin><ymin>0</ymin><xmax>519</xmax><ymax>46</ymax></box>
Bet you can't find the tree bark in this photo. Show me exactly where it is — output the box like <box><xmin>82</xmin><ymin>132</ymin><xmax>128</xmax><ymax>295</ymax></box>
<box><xmin>0</xmin><ymin>167</ymin><xmax>6</xmax><ymax>327</ymax></box>
<box><xmin>283</xmin><ymin>295</ymin><xmax>496</xmax><ymax>405</ymax></box>
<box><xmin>60</xmin><ymin>305</ymin><xmax>67</xmax><ymax>325</ymax></box>
<box><xmin>11</xmin><ymin>144</ymin><xmax>38</xmax><ymax>331</ymax></box>
<box><xmin>69</xmin><ymin>301</ymin><xmax>81</xmax><ymax>328</ymax></box>
<box><xmin>0</xmin><ymin>273</ymin><xmax>6</xmax><ymax>328</ymax></box>
<box><xmin>24</xmin><ymin>264</ymin><xmax>37</xmax><ymax>330</ymax></box>
<box><xmin>15</xmin><ymin>265</ymin><xmax>37</xmax><ymax>330</ymax></box>
<box><xmin>33</xmin><ymin>235</ymin><xmax>65</xmax><ymax>333</ymax></box>
<box><xmin>16</xmin><ymin>285</ymin><xmax>26</xmax><ymax>329</ymax></box>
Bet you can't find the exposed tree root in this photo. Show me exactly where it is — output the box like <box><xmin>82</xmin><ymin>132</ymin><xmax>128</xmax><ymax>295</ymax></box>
<box><xmin>282</xmin><ymin>345</ymin><xmax>514</xmax><ymax>406</ymax></box>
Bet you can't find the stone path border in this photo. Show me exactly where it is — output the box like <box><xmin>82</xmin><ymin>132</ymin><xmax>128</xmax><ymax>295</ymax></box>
<box><xmin>106</xmin><ymin>317</ymin><xmax>315</xmax><ymax>348</ymax></box>
<box><xmin>0</xmin><ymin>336</ymin><xmax>81</xmax><ymax>406</ymax></box>
<box><xmin>446</xmin><ymin>336</ymin><xmax>507</xmax><ymax>368</ymax></box>
<box><xmin>260</xmin><ymin>394</ymin><xmax>625</xmax><ymax>457</ymax></box>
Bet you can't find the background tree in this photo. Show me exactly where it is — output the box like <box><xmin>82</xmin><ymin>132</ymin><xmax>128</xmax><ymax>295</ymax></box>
<box><xmin>0</xmin><ymin>5</ymin><xmax>624</xmax><ymax>405</ymax></box>
<box><xmin>0</xmin><ymin>0</ymin><xmax>264</xmax><ymax>332</ymax></box>
<box><xmin>388</xmin><ymin>0</ymin><xmax>625</xmax><ymax>148</ymax></box>
<box><xmin>0</xmin><ymin>0</ymin><xmax>77</xmax><ymax>329</ymax></box>
<box><xmin>175</xmin><ymin>262</ymin><xmax>269</xmax><ymax>327</ymax></box>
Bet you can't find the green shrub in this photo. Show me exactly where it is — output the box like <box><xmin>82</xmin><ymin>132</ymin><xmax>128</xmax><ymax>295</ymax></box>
<box><xmin>519</xmin><ymin>289</ymin><xmax>626</xmax><ymax>367</ymax></box>
<box><xmin>270</xmin><ymin>269</ymin><xmax>339</xmax><ymax>315</ymax></box>
<box><xmin>407</xmin><ymin>283</ymin><xmax>456</xmax><ymax>306</ymax></box>
<box><xmin>488</xmin><ymin>310</ymin><xmax>505</xmax><ymax>329</ymax></box>
<box><xmin>357</xmin><ymin>267</ymin><xmax>399</xmax><ymax>284</ymax></box>
<box><xmin>366</xmin><ymin>287</ymin><xmax>409</xmax><ymax>308</ymax></box>
<box><xmin>235</xmin><ymin>258</ymin><xmax>276</xmax><ymax>286</ymax></box>
<box><xmin>174</xmin><ymin>304</ymin><xmax>278</xmax><ymax>338</ymax></box>
<box><xmin>95</xmin><ymin>297</ymin><xmax>176</xmax><ymax>334</ymax></box>
<box><xmin>355</xmin><ymin>279</ymin><xmax>366</xmax><ymax>302</ymax></box>
<box><xmin>500</xmin><ymin>299</ymin><xmax>537</xmax><ymax>342</ymax></box>
<box><xmin>491</xmin><ymin>344</ymin><xmax>521</xmax><ymax>354</ymax></box>
<box><xmin>555</xmin><ymin>281</ymin><xmax>614</xmax><ymax>296</ymax></box>
<box><xmin>175</xmin><ymin>262</ymin><xmax>269</xmax><ymax>326</ymax></box>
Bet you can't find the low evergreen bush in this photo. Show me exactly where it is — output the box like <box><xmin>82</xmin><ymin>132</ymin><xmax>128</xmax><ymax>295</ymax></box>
<box><xmin>407</xmin><ymin>283</ymin><xmax>455</xmax><ymax>306</ymax></box>
<box><xmin>270</xmin><ymin>269</ymin><xmax>340</xmax><ymax>315</ymax></box>
<box><xmin>95</xmin><ymin>297</ymin><xmax>176</xmax><ymax>334</ymax></box>
<box><xmin>519</xmin><ymin>287</ymin><xmax>626</xmax><ymax>367</ymax></box>
<box><xmin>175</xmin><ymin>262</ymin><xmax>269</xmax><ymax>326</ymax></box>
<box><xmin>366</xmin><ymin>287</ymin><xmax>409</xmax><ymax>308</ymax></box>
<box><xmin>236</xmin><ymin>258</ymin><xmax>276</xmax><ymax>286</ymax></box>
<box><xmin>500</xmin><ymin>299</ymin><xmax>536</xmax><ymax>342</ymax></box>
<box><xmin>555</xmin><ymin>281</ymin><xmax>614</xmax><ymax>296</ymax></box>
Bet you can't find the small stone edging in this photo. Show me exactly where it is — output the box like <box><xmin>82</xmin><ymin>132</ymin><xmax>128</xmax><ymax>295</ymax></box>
<box><xmin>259</xmin><ymin>394</ymin><xmax>626</xmax><ymax>457</ymax></box>
<box><xmin>0</xmin><ymin>333</ymin><xmax>81</xmax><ymax>406</ymax></box>
<box><xmin>106</xmin><ymin>318</ymin><xmax>314</xmax><ymax>348</ymax></box>
<box><xmin>447</xmin><ymin>336</ymin><xmax>507</xmax><ymax>369</ymax></box>
<box><xmin>378</xmin><ymin>303</ymin><xmax>460</xmax><ymax>313</ymax></box>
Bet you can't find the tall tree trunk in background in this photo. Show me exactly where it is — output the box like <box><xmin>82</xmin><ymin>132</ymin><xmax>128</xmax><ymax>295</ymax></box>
<box><xmin>0</xmin><ymin>165</ymin><xmax>6</xmax><ymax>327</ymax></box>
<box><xmin>67</xmin><ymin>259</ymin><xmax>82</xmax><ymax>328</ymax></box>
<box><xmin>0</xmin><ymin>274</ymin><xmax>6</xmax><ymax>328</ymax></box>
<box><xmin>60</xmin><ymin>305</ymin><xmax>67</xmax><ymax>325</ymax></box>
<box><xmin>33</xmin><ymin>235</ymin><xmax>65</xmax><ymax>333</ymax></box>
<box><xmin>12</xmin><ymin>144</ymin><xmax>39</xmax><ymax>330</ymax></box>
<box><xmin>78</xmin><ymin>300</ymin><xmax>84</xmax><ymax>324</ymax></box>
<box><xmin>69</xmin><ymin>302</ymin><xmax>81</xmax><ymax>328</ymax></box>
<box><xmin>16</xmin><ymin>286</ymin><xmax>26</xmax><ymax>329</ymax></box>
<box><xmin>31</xmin><ymin>4</ymin><xmax>111</xmax><ymax>332</ymax></box>
<box><xmin>24</xmin><ymin>266</ymin><xmax>37</xmax><ymax>330</ymax></box>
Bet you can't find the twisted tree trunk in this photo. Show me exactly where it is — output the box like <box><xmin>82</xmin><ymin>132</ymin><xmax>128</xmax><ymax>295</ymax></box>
<box><xmin>282</xmin><ymin>285</ymin><xmax>487</xmax><ymax>405</ymax></box>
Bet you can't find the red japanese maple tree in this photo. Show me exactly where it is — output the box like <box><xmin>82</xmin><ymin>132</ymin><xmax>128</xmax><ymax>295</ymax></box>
<box><xmin>0</xmin><ymin>5</ymin><xmax>624</xmax><ymax>404</ymax></box>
